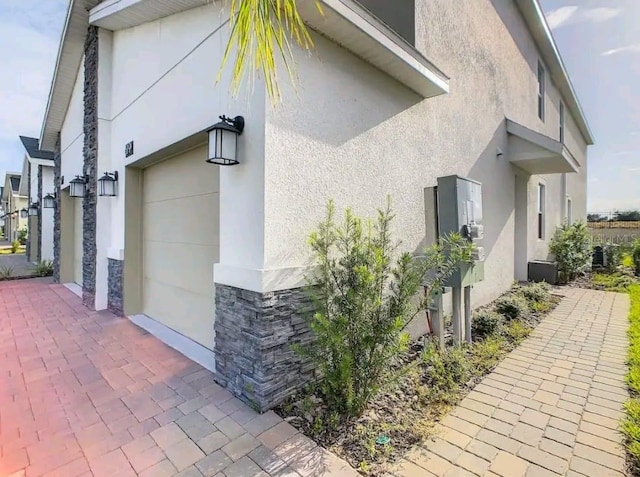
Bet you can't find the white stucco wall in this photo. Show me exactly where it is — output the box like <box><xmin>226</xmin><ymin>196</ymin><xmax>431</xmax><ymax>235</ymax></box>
<box><xmin>92</xmin><ymin>2</ymin><xmax>267</xmax><ymax>308</ymax></box>
<box><xmin>61</xmin><ymin>60</ymin><xmax>85</xmax><ymax>188</ymax></box>
<box><xmin>261</xmin><ymin>0</ymin><xmax>589</xmax><ymax>306</ymax></box>
<box><xmin>29</xmin><ymin>161</ymin><xmax>38</xmax><ymax>200</ymax></box>
<box><xmin>41</xmin><ymin>166</ymin><xmax>55</xmax><ymax>261</ymax></box>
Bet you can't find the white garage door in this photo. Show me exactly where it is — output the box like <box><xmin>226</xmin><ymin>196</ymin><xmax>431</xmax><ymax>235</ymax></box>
<box><xmin>74</xmin><ymin>198</ymin><xmax>83</xmax><ymax>286</ymax></box>
<box><xmin>142</xmin><ymin>145</ymin><xmax>219</xmax><ymax>350</ymax></box>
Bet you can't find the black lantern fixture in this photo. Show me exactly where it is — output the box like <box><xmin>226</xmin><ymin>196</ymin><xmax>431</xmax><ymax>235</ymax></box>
<box><xmin>20</xmin><ymin>208</ymin><xmax>28</xmax><ymax>219</ymax></box>
<box><xmin>28</xmin><ymin>202</ymin><xmax>39</xmax><ymax>216</ymax></box>
<box><xmin>43</xmin><ymin>193</ymin><xmax>56</xmax><ymax>209</ymax></box>
<box><xmin>98</xmin><ymin>171</ymin><xmax>118</xmax><ymax>197</ymax></box>
<box><xmin>206</xmin><ymin>115</ymin><xmax>244</xmax><ymax>166</ymax></box>
<box><xmin>69</xmin><ymin>175</ymin><xmax>88</xmax><ymax>198</ymax></box>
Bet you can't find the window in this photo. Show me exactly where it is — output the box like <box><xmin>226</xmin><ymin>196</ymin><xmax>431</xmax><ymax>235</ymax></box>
<box><xmin>567</xmin><ymin>197</ymin><xmax>572</xmax><ymax>224</ymax></box>
<box><xmin>559</xmin><ymin>101</ymin><xmax>565</xmax><ymax>143</ymax></box>
<box><xmin>537</xmin><ymin>61</ymin><xmax>545</xmax><ymax>121</ymax></box>
<box><xmin>537</xmin><ymin>183</ymin><xmax>546</xmax><ymax>239</ymax></box>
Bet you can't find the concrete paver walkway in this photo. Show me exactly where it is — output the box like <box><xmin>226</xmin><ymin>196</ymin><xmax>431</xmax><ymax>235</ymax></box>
<box><xmin>0</xmin><ymin>279</ymin><xmax>357</xmax><ymax>477</ymax></box>
<box><xmin>393</xmin><ymin>288</ymin><xmax>630</xmax><ymax>477</ymax></box>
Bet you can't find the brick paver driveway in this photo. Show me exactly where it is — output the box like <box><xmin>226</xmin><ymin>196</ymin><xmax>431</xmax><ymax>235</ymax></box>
<box><xmin>0</xmin><ymin>280</ymin><xmax>357</xmax><ymax>477</ymax></box>
<box><xmin>393</xmin><ymin>288</ymin><xmax>630</xmax><ymax>477</ymax></box>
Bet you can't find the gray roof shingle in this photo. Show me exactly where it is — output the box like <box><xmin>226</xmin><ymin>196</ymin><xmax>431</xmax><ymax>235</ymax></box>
<box><xmin>19</xmin><ymin>136</ymin><xmax>54</xmax><ymax>160</ymax></box>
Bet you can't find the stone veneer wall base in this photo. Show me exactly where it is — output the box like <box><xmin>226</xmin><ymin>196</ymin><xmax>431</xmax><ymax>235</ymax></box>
<box><xmin>37</xmin><ymin>165</ymin><xmax>42</xmax><ymax>263</ymax></box>
<box><xmin>107</xmin><ymin>259</ymin><xmax>124</xmax><ymax>316</ymax></box>
<box><xmin>53</xmin><ymin>136</ymin><xmax>61</xmax><ymax>283</ymax></box>
<box><xmin>214</xmin><ymin>284</ymin><xmax>316</xmax><ymax>411</ymax></box>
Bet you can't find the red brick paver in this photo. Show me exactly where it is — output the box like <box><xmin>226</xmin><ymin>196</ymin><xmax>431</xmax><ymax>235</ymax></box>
<box><xmin>0</xmin><ymin>280</ymin><xmax>357</xmax><ymax>476</ymax></box>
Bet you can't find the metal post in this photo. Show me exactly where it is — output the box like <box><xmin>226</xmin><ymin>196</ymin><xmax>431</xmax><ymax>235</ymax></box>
<box><xmin>464</xmin><ymin>286</ymin><xmax>472</xmax><ymax>343</ymax></box>
<box><xmin>431</xmin><ymin>289</ymin><xmax>445</xmax><ymax>349</ymax></box>
<box><xmin>452</xmin><ymin>287</ymin><xmax>462</xmax><ymax>346</ymax></box>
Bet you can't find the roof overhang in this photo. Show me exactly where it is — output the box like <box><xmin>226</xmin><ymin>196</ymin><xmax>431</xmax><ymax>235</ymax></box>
<box><xmin>515</xmin><ymin>0</ymin><xmax>594</xmax><ymax>145</ymax></box>
<box><xmin>90</xmin><ymin>0</ymin><xmax>449</xmax><ymax>99</ymax></box>
<box><xmin>19</xmin><ymin>157</ymin><xmax>29</xmax><ymax>196</ymax></box>
<box><xmin>40</xmin><ymin>0</ymin><xmax>101</xmax><ymax>151</ymax></box>
<box><xmin>507</xmin><ymin>119</ymin><xmax>580</xmax><ymax>174</ymax></box>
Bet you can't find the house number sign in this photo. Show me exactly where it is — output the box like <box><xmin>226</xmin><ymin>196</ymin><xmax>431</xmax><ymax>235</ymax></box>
<box><xmin>125</xmin><ymin>141</ymin><xmax>134</xmax><ymax>158</ymax></box>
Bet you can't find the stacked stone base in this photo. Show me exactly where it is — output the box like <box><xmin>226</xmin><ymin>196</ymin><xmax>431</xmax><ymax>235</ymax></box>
<box><xmin>214</xmin><ymin>284</ymin><xmax>316</xmax><ymax>411</ymax></box>
<box><xmin>108</xmin><ymin>258</ymin><xmax>124</xmax><ymax>316</ymax></box>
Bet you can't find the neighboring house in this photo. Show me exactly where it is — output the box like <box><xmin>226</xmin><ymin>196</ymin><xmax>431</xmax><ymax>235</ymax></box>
<box><xmin>0</xmin><ymin>186</ymin><xmax>4</xmax><ymax>237</ymax></box>
<box><xmin>39</xmin><ymin>0</ymin><xmax>592</xmax><ymax>410</ymax></box>
<box><xmin>18</xmin><ymin>136</ymin><xmax>56</xmax><ymax>262</ymax></box>
<box><xmin>1</xmin><ymin>173</ymin><xmax>28</xmax><ymax>243</ymax></box>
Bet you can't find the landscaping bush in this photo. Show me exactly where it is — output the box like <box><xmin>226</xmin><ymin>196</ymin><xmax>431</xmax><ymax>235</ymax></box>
<box><xmin>34</xmin><ymin>260</ymin><xmax>54</xmax><ymax>277</ymax></box>
<box><xmin>421</xmin><ymin>340</ymin><xmax>470</xmax><ymax>399</ymax></box>
<box><xmin>605</xmin><ymin>244</ymin><xmax>622</xmax><ymax>272</ymax></box>
<box><xmin>494</xmin><ymin>294</ymin><xmax>529</xmax><ymax>321</ymax></box>
<box><xmin>517</xmin><ymin>281</ymin><xmax>552</xmax><ymax>305</ymax></box>
<box><xmin>300</xmin><ymin>199</ymin><xmax>472</xmax><ymax>416</ymax></box>
<box><xmin>633</xmin><ymin>239</ymin><xmax>640</xmax><ymax>277</ymax></box>
<box><xmin>0</xmin><ymin>265</ymin><xmax>14</xmax><ymax>280</ymax></box>
<box><xmin>549</xmin><ymin>221</ymin><xmax>591</xmax><ymax>283</ymax></box>
<box><xmin>17</xmin><ymin>228</ymin><xmax>27</xmax><ymax>246</ymax></box>
<box><xmin>471</xmin><ymin>310</ymin><xmax>502</xmax><ymax>340</ymax></box>
<box><xmin>11</xmin><ymin>240</ymin><xmax>20</xmax><ymax>254</ymax></box>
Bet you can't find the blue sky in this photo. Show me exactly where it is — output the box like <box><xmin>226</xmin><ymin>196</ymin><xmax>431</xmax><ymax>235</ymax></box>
<box><xmin>0</xmin><ymin>0</ymin><xmax>637</xmax><ymax>212</ymax></box>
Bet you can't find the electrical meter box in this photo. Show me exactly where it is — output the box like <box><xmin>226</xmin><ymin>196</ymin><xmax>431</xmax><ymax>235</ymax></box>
<box><xmin>436</xmin><ymin>175</ymin><xmax>485</xmax><ymax>287</ymax></box>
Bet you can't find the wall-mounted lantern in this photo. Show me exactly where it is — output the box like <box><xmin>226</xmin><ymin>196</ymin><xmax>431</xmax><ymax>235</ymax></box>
<box><xmin>98</xmin><ymin>171</ymin><xmax>118</xmax><ymax>197</ymax></box>
<box><xmin>20</xmin><ymin>208</ymin><xmax>28</xmax><ymax>219</ymax></box>
<box><xmin>206</xmin><ymin>115</ymin><xmax>244</xmax><ymax>166</ymax></box>
<box><xmin>43</xmin><ymin>193</ymin><xmax>56</xmax><ymax>209</ymax></box>
<box><xmin>69</xmin><ymin>175</ymin><xmax>88</xmax><ymax>198</ymax></box>
<box><xmin>28</xmin><ymin>203</ymin><xmax>39</xmax><ymax>216</ymax></box>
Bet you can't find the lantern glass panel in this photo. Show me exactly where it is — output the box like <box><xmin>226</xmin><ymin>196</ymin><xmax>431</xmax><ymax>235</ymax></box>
<box><xmin>43</xmin><ymin>195</ymin><xmax>55</xmax><ymax>209</ymax></box>
<box><xmin>99</xmin><ymin>177</ymin><xmax>116</xmax><ymax>197</ymax></box>
<box><xmin>69</xmin><ymin>179</ymin><xmax>85</xmax><ymax>198</ymax></box>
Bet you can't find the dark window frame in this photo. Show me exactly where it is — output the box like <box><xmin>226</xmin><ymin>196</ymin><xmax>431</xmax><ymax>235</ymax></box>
<box><xmin>538</xmin><ymin>61</ymin><xmax>546</xmax><ymax>121</ymax></box>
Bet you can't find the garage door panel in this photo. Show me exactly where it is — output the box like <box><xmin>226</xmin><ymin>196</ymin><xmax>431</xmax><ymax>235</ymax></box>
<box><xmin>143</xmin><ymin>146</ymin><xmax>218</xmax><ymax>203</ymax></box>
<box><xmin>143</xmin><ymin>194</ymin><xmax>219</xmax><ymax>245</ymax></box>
<box><xmin>143</xmin><ymin>241</ymin><xmax>218</xmax><ymax>296</ymax></box>
<box><xmin>143</xmin><ymin>279</ymin><xmax>215</xmax><ymax>350</ymax></box>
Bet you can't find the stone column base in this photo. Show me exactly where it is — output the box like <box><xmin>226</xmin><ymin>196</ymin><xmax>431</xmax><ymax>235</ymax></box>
<box><xmin>214</xmin><ymin>284</ymin><xmax>316</xmax><ymax>411</ymax></box>
<box><xmin>108</xmin><ymin>258</ymin><xmax>124</xmax><ymax>316</ymax></box>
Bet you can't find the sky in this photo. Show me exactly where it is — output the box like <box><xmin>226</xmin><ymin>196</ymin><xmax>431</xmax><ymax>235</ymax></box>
<box><xmin>0</xmin><ymin>0</ymin><xmax>638</xmax><ymax>212</ymax></box>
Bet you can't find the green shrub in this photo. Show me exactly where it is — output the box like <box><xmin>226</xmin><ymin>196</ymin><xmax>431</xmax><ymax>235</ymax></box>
<box><xmin>0</xmin><ymin>265</ymin><xmax>14</xmax><ymax>279</ymax></box>
<box><xmin>421</xmin><ymin>340</ymin><xmax>470</xmax><ymax>398</ymax></box>
<box><xmin>494</xmin><ymin>294</ymin><xmax>529</xmax><ymax>321</ymax></box>
<box><xmin>17</xmin><ymin>228</ymin><xmax>27</xmax><ymax>246</ymax></box>
<box><xmin>623</xmin><ymin>253</ymin><xmax>635</xmax><ymax>269</ymax></box>
<box><xmin>471</xmin><ymin>310</ymin><xmax>502</xmax><ymax>340</ymax></box>
<box><xmin>11</xmin><ymin>240</ymin><xmax>20</xmax><ymax>254</ymax></box>
<box><xmin>503</xmin><ymin>320</ymin><xmax>532</xmax><ymax>345</ymax></box>
<box><xmin>517</xmin><ymin>282</ymin><xmax>552</xmax><ymax>304</ymax></box>
<box><xmin>549</xmin><ymin>221</ymin><xmax>591</xmax><ymax>283</ymax></box>
<box><xmin>470</xmin><ymin>335</ymin><xmax>507</xmax><ymax>375</ymax></box>
<box><xmin>632</xmin><ymin>240</ymin><xmax>640</xmax><ymax>277</ymax></box>
<box><xmin>34</xmin><ymin>260</ymin><xmax>54</xmax><ymax>277</ymax></box>
<box><xmin>604</xmin><ymin>244</ymin><xmax>621</xmax><ymax>272</ymax></box>
<box><xmin>299</xmin><ymin>199</ymin><xmax>473</xmax><ymax>416</ymax></box>
<box><xmin>591</xmin><ymin>272</ymin><xmax>634</xmax><ymax>293</ymax></box>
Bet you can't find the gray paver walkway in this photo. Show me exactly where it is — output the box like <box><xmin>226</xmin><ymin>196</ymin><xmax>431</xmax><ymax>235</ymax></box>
<box><xmin>392</xmin><ymin>288</ymin><xmax>630</xmax><ymax>477</ymax></box>
<box><xmin>0</xmin><ymin>279</ymin><xmax>358</xmax><ymax>476</ymax></box>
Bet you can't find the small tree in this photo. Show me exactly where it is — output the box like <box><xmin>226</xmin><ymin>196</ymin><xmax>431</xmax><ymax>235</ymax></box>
<box><xmin>549</xmin><ymin>221</ymin><xmax>591</xmax><ymax>283</ymax></box>
<box><xmin>300</xmin><ymin>199</ymin><xmax>472</xmax><ymax>416</ymax></box>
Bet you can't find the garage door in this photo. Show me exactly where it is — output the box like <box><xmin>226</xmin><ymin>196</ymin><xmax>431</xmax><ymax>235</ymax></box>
<box><xmin>74</xmin><ymin>198</ymin><xmax>83</xmax><ymax>286</ymax></box>
<box><xmin>142</xmin><ymin>145</ymin><xmax>219</xmax><ymax>350</ymax></box>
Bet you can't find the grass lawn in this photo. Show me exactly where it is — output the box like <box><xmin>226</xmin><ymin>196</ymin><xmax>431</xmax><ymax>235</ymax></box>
<box><xmin>0</xmin><ymin>247</ymin><xmax>25</xmax><ymax>255</ymax></box>
<box><xmin>623</xmin><ymin>284</ymin><xmax>640</xmax><ymax>475</ymax></box>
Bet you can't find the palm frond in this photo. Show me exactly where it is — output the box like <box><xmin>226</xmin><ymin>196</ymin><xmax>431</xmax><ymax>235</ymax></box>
<box><xmin>219</xmin><ymin>0</ymin><xmax>322</xmax><ymax>103</ymax></box>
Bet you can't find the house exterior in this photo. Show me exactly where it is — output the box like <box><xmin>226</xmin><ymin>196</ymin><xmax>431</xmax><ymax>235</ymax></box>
<box><xmin>18</xmin><ymin>136</ymin><xmax>56</xmax><ymax>263</ymax></box>
<box><xmin>39</xmin><ymin>0</ymin><xmax>592</xmax><ymax>410</ymax></box>
<box><xmin>1</xmin><ymin>173</ymin><xmax>28</xmax><ymax>243</ymax></box>
<box><xmin>0</xmin><ymin>187</ymin><xmax>4</xmax><ymax>237</ymax></box>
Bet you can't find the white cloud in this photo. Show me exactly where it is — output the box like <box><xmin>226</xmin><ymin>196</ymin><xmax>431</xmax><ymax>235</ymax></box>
<box><xmin>546</xmin><ymin>6</ymin><xmax>579</xmax><ymax>29</ymax></box>
<box><xmin>628</xmin><ymin>167</ymin><xmax>640</xmax><ymax>173</ymax></box>
<box><xmin>602</xmin><ymin>43</ymin><xmax>640</xmax><ymax>56</ymax></box>
<box><xmin>545</xmin><ymin>6</ymin><xmax>621</xmax><ymax>30</ymax></box>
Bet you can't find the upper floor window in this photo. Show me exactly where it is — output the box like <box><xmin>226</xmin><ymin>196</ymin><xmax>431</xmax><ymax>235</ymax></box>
<box><xmin>537</xmin><ymin>61</ymin><xmax>545</xmax><ymax>121</ymax></box>
<box><xmin>559</xmin><ymin>101</ymin><xmax>565</xmax><ymax>143</ymax></box>
<box><xmin>357</xmin><ymin>0</ymin><xmax>416</xmax><ymax>45</ymax></box>
<box><xmin>537</xmin><ymin>183</ymin><xmax>546</xmax><ymax>239</ymax></box>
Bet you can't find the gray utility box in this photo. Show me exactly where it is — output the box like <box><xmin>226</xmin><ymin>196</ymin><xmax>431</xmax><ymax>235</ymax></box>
<box><xmin>436</xmin><ymin>175</ymin><xmax>485</xmax><ymax>288</ymax></box>
<box><xmin>528</xmin><ymin>260</ymin><xmax>558</xmax><ymax>285</ymax></box>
